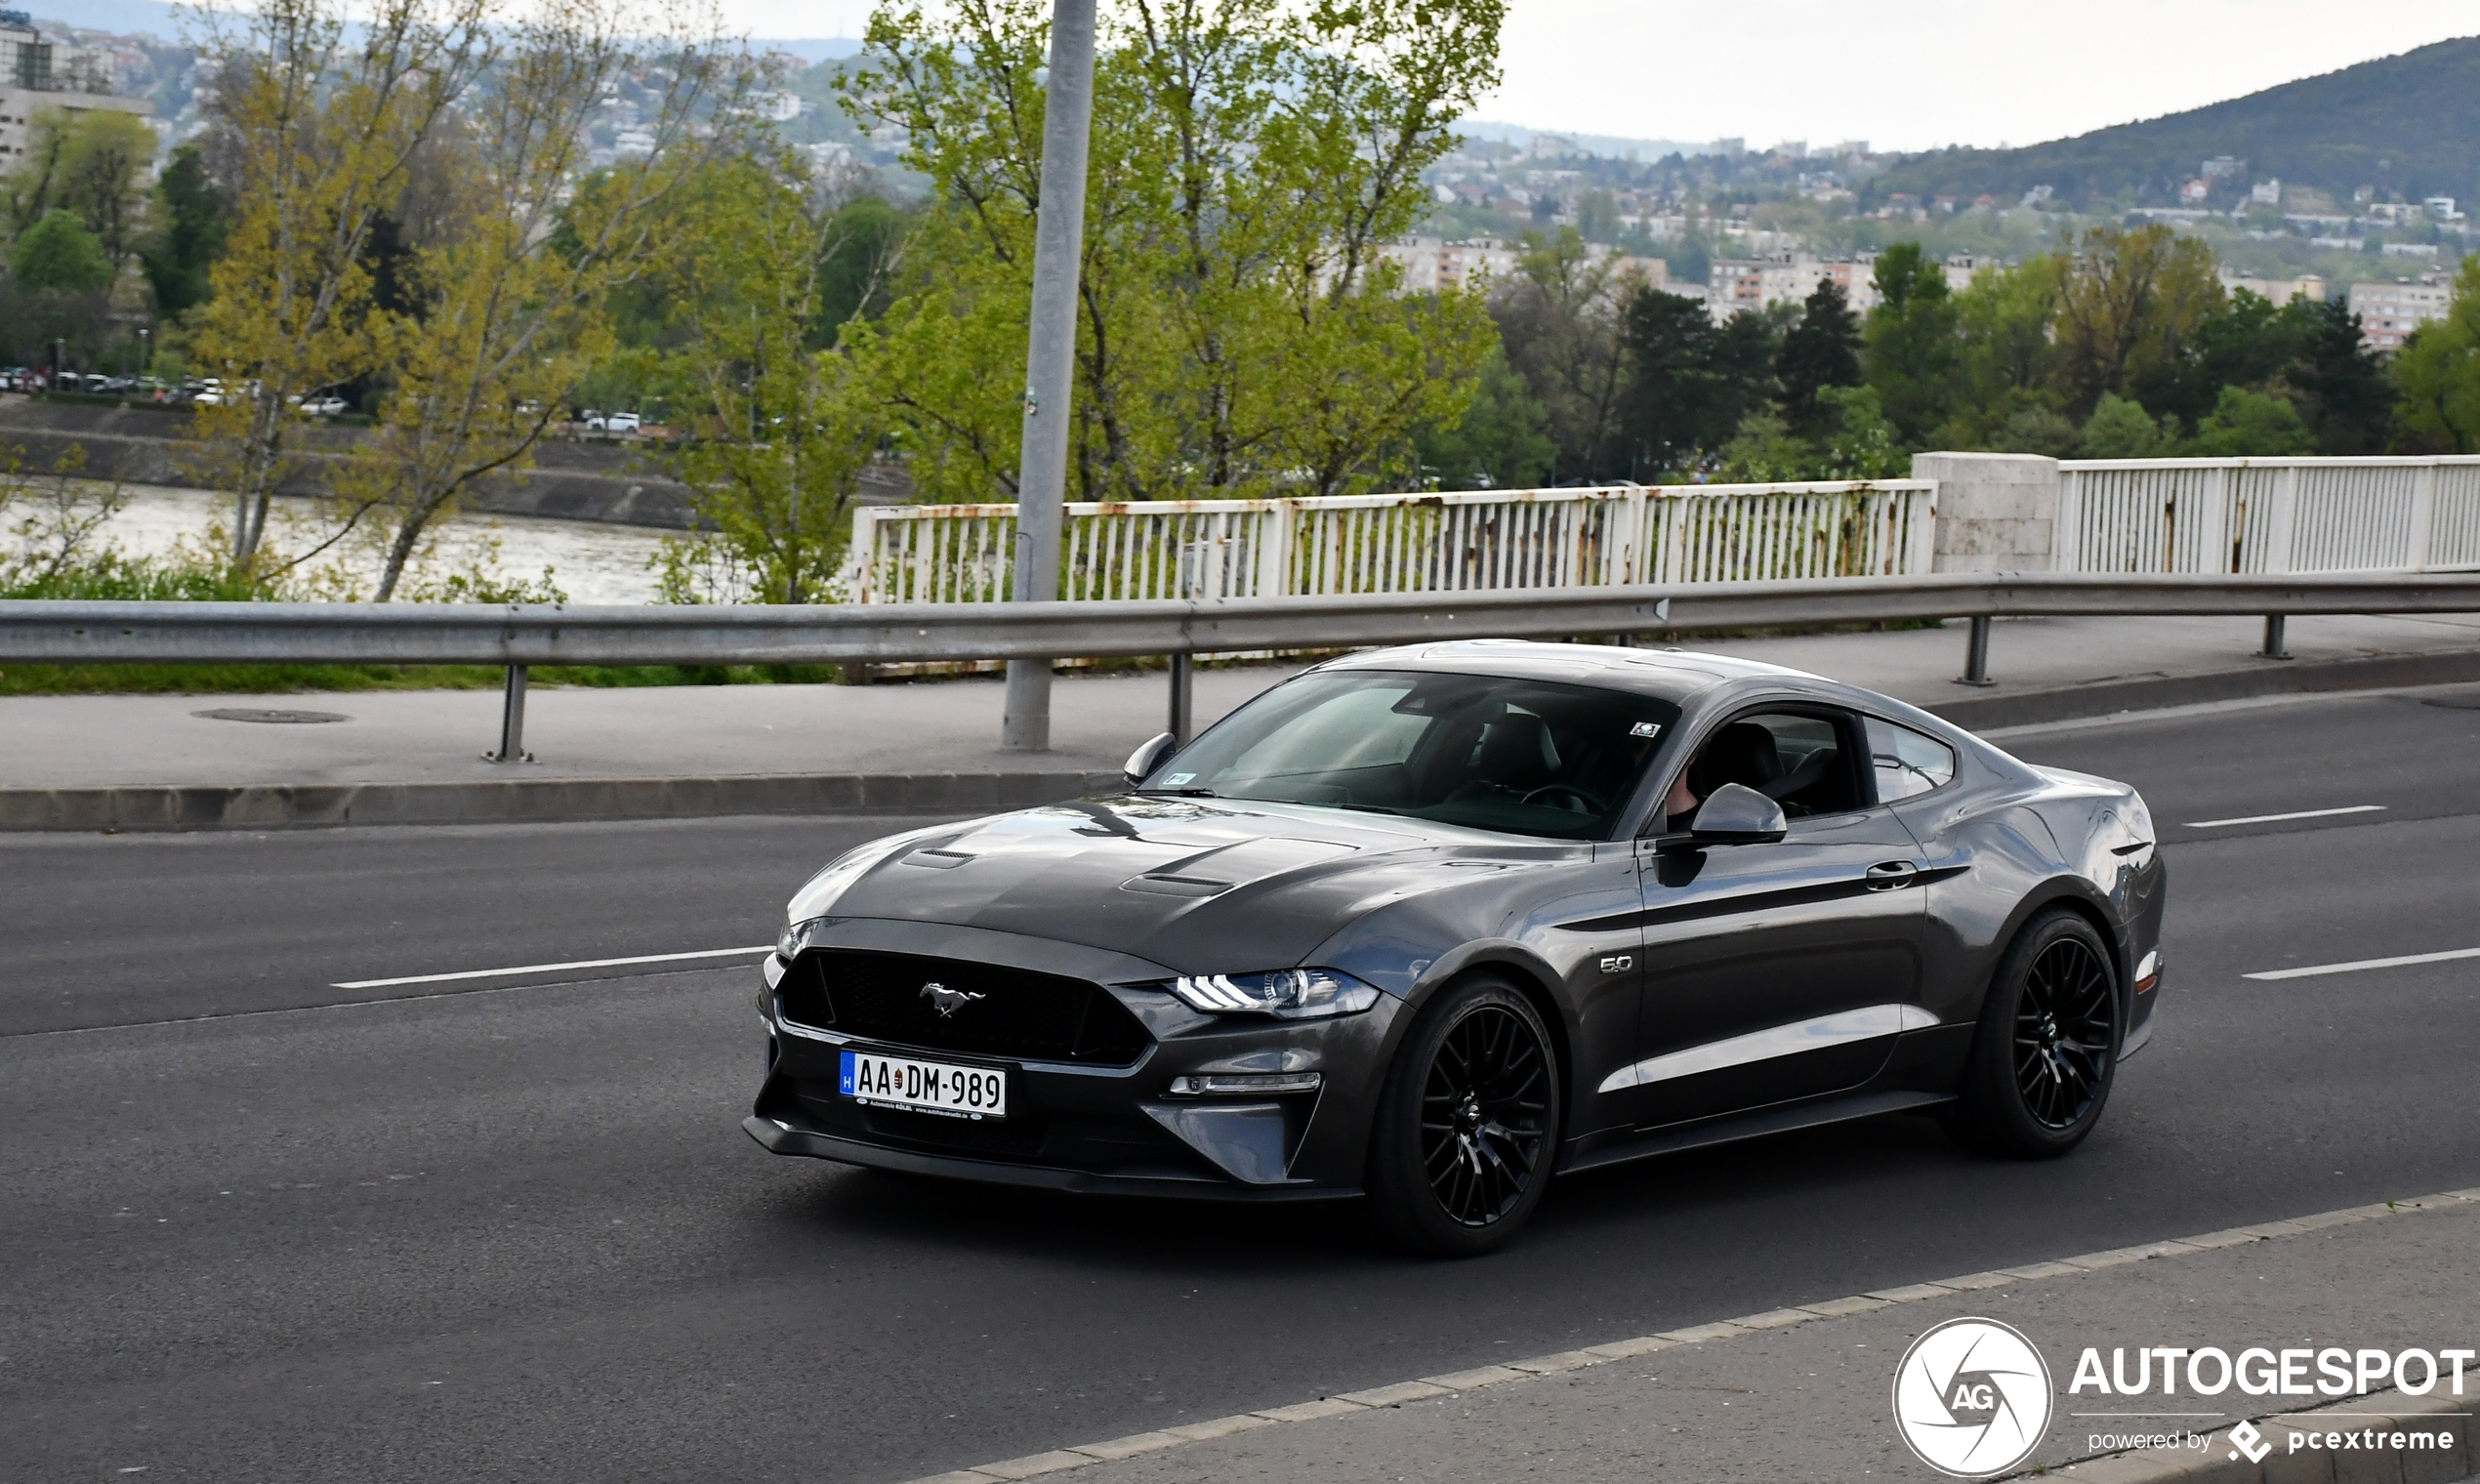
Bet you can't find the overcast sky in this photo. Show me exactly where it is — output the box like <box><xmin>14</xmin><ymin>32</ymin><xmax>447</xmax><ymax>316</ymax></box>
<box><xmin>747</xmin><ymin>0</ymin><xmax>2476</xmax><ymax>155</ymax></box>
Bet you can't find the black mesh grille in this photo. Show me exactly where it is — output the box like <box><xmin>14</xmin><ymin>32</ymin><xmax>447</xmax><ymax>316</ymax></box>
<box><xmin>784</xmin><ymin>949</ymin><xmax>1151</xmax><ymax>1066</ymax></box>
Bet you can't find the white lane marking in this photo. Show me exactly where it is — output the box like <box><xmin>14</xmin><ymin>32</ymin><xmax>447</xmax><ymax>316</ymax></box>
<box><xmin>2186</xmin><ymin>804</ymin><xmax>2385</xmax><ymax>829</ymax></box>
<box><xmin>2245</xmin><ymin>946</ymin><xmax>2480</xmax><ymax>981</ymax></box>
<box><xmin>333</xmin><ymin>946</ymin><xmax>770</xmax><ymax>990</ymax></box>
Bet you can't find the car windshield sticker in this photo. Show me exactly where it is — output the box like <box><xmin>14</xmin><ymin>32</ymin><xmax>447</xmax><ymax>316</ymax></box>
<box><xmin>1163</xmin><ymin>772</ymin><xmax>1196</xmax><ymax>785</ymax></box>
<box><xmin>1631</xmin><ymin>721</ymin><xmax>1663</xmax><ymax>738</ymax></box>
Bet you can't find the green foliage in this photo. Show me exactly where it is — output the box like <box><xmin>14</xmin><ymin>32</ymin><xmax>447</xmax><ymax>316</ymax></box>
<box><xmin>11</xmin><ymin>208</ymin><xmax>115</xmax><ymax>293</ymax></box>
<box><xmin>2077</xmin><ymin>393</ymin><xmax>2166</xmax><ymax>458</ymax></box>
<box><xmin>2186</xmin><ymin>386</ymin><xmax>2315</xmax><ymax>455</ymax></box>
<box><xmin>1862</xmin><ymin>242</ymin><xmax>1959</xmax><ymax>445</ymax></box>
<box><xmin>1988</xmin><ymin>405</ymin><xmax>2081</xmax><ymax>458</ymax></box>
<box><xmin>1413</xmin><ymin>348</ymin><xmax>1554</xmax><ymax>489</ymax></box>
<box><xmin>141</xmin><ymin>145</ymin><xmax>229</xmax><ymax>317</ymax></box>
<box><xmin>2392</xmin><ymin>256</ymin><xmax>2480</xmax><ymax>454</ymax></box>
<box><xmin>1616</xmin><ymin>292</ymin><xmax>1777</xmax><ymax>475</ymax></box>
<box><xmin>846</xmin><ymin>0</ymin><xmax>1504</xmax><ymax>502</ymax></box>
<box><xmin>2052</xmin><ymin>225</ymin><xmax>2224</xmax><ymax>419</ymax></box>
<box><xmin>1491</xmin><ymin>227</ymin><xmax>1631</xmax><ymax>481</ymax></box>
<box><xmin>1773</xmin><ymin>276</ymin><xmax>1862</xmax><ymax>434</ymax></box>
<box><xmin>656</xmin><ymin>148</ymin><xmax>891</xmax><ymax>602</ymax></box>
<box><xmin>2285</xmin><ymin>298</ymin><xmax>2394</xmax><ymax>455</ymax></box>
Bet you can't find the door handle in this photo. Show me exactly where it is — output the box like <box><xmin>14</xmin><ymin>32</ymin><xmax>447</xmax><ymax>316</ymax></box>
<box><xmin>1864</xmin><ymin>861</ymin><xmax>1919</xmax><ymax>890</ymax></box>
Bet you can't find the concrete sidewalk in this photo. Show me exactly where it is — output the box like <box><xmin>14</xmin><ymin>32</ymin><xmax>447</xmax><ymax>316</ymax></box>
<box><xmin>908</xmin><ymin>1189</ymin><xmax>2480</xmax><ymax>1484</ymax></box>
<box><xmin>4</xmin><ymin>610</ymin><xmax>2479</xmax><ymax>828</ymax></box>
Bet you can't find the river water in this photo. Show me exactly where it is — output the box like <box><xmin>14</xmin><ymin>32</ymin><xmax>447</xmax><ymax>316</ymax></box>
<box><xmin>52</xmin><ymin>484</ymin><xmax>676</xmax><ymax>604</ymax></box>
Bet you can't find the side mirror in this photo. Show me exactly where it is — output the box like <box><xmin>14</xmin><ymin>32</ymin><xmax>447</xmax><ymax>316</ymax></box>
<box><xmin>1684</xmin><ymin>782</ymin><xmax>1788</xmax><ymax>845</ymax></box>
<box><xmin>1123</xmin><ymin>730</ymin><xmax>1178</xmax><ymax>787</ymax></box>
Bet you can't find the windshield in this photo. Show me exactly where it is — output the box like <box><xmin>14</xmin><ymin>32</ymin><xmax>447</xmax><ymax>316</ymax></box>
<box><xmin>1141</xmin><ymin>669</ymin><xmax>1679</xmax><ymax>841</ymax></box>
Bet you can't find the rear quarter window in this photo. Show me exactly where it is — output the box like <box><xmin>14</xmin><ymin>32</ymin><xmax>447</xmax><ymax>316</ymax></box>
<box><xmin>1866</xmin><ymin>717</ymin><xmax>1957</xmax><ymax>802</ymax></box>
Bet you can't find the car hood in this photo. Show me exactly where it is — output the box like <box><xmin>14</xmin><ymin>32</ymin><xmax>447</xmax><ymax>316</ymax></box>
<box><xmin>792</xmin><ymin>796</ymin><xmax>1575</xmax><ymax>974</ymax></box>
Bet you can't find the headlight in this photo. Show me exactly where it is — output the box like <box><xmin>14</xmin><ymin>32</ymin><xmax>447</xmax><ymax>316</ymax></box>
<box><xmin>1165</xmin><ymin>968</ymin><xmax>1382</xmax><ymax>1019</ymax></box>
<box><xmin>777</xmin><ymin>921</ymin><xmax>804</xmax><ymax>960</ymax></box>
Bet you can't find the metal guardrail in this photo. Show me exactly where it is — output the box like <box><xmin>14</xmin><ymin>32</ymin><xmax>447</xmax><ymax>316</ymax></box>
<box><xmin>8</xmin><ymin>573</ymin><xmax>2480</xmax><ymax>665</ymax></box>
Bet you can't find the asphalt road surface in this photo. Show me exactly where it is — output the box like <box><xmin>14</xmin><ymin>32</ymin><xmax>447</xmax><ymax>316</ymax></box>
<box><xmin>6</xmin><ymin>683</ymin><xmax>2479</xmax><ymax>1483</ymax></box>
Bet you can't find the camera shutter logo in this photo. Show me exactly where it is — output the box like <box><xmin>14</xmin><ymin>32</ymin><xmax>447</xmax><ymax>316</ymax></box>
<box><xmin>1890</xmin><ymin>1317</ymin><xmax>2054</xmax><ymax>1477</ymax></box>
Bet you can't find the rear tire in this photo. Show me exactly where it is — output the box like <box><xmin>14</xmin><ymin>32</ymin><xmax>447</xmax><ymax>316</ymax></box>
<box><xmin>1944</xmin><ymin>909</ymin><xmax>2121</xmax><ymax>1158</ymax></box>
<box><xmin>1364</xmin><ymin>975</ymin><xmax>1561</xmax><ymax>1257</ymax></box>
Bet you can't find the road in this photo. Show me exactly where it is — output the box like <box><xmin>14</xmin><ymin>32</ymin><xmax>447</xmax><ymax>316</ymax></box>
<box><xmin>4</xmin><ymin>683</ymin><xmax>2479</xmax><ymax>1483</ymax></box>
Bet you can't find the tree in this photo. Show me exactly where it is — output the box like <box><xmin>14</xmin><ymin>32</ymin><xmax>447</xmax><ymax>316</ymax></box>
<box><xmin>1615</xmin><ymin>289</ymin><xmax>1773</xmax><ymax>475</ymax></box>
<box><xmin>10</xmin><ymin>208</ymin><xmax>114</xmax><ymax>293</ymax></box>
<box><xmin>2052</xmin><ymin>225</ymin><xmax>2223</xmax><ymax>419</ymax></box>
<box><xmin>1944</xmin><ymin>255</ymin><xmax>2065</xmax><ymax>443</ymax></box>
<box><xmin>2392</xmin><ymin>256</ymin><xmax>2480</xmax><ymax>454</ymax></box>
<box><xmin>187</xmin><ymin>0</ymin><xmax>492</xmax><ymax>567</ymax></box>
<box><xmin>1491</xmin><ymin>227</ymin><xmax>1629</xmax><ymax>481</ymax></box>
<box><xmin>844</xmin><ymin>0</ymin><xmax>1504</xmax><ymax>503</ymax></box>
<box><xmin>50</xmin><ymin>109</ymin><xmax>157</xmax><ymax>272</ymax></box>
<box><xmin>660</xmin><ymin>147</ymin><xmax>895</xmax><ymax>602</ymax></box>
<box><xmin>2282</xmin><ymin>298</ymin><xmax>2394</xmax><ymax>454</ymax></box>
<box><xmin>342</xmin><ymin>0</ymin><xmax>741</xmax><ymax>600</ymax></box>
<box><xmin>1861</xmin><ymin>242</ymin><xmax>1959</xmax><ymax>445</ymax></box>
<box><xmin>1413</xmin><ymin>347</ymin><xmax>1553</xmax><ymax>490</ymax></box>
<box><xmin>2076</xmin><ymin>393</ymin><xmax>2165</xmax><ymax>458</ymax></box>
<box><xmin>2187</xmin><ymin>386</ymin><xmax>2315</xmax><ymax>455</ymax></box>
<box><xmin>142</xmin><ymin>145</ymin><xmax>230</xmax><ymax>318</ymax></box>
<box><xmin>1773</xmin><ymin>276</ymin><xmax>1861</xmax><ymax>435</ymax></box>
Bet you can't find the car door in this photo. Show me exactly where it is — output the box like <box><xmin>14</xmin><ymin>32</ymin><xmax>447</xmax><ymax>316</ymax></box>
<box><xmin>1609</xmin><ymin>704</ymin><xmax>1931</xmax><ymax>1130</ymax></box>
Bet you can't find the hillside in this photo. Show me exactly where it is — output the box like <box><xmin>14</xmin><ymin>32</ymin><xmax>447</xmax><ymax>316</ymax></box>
<box><xmin>1871</xmin><ymin>35</ymin><xmax>2480</xmax><ymax>209</ymax></box>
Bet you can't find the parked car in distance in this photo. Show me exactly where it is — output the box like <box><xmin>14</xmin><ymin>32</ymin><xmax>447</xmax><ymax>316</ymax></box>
<box><xmin>298</xmin><ymin>396</ymin><xmax>350</xmax><ymax>417</ymax></box>
<box><xmin>585</xmin><ymin>409</ymin><xmax>641</xmax><ymax>433</ymax></box>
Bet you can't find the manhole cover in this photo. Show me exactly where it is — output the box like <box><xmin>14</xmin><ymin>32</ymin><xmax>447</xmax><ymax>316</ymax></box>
<box><xmin>192</xmin><ymin>708</ymin><xmax>351</xmax><ymax>724</ymax></box>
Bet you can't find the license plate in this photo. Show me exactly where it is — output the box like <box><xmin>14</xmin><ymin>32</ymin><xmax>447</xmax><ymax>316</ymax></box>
<box><xmin>840</xmin><ymin>1050</ymin><xmax>1008</xmax><ymax>1120</ymax></box>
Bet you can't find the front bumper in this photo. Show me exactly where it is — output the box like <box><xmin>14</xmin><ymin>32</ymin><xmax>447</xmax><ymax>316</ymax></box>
<box><xmin>748</xmin><ymin>921</ymin><xmax>1404</xmax><ymax>1197</ymax></box>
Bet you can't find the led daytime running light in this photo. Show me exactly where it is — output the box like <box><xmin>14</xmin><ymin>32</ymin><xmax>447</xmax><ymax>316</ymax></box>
<box><xmin>1166</xmin><ymin>968</ymin><xmax>1381</xmax><ymax>1018</ymax></box>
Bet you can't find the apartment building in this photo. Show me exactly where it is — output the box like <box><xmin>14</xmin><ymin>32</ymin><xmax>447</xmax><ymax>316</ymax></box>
<box><xmin>0</xmin><ymin>9</ymin><xmax>152</xmax><ymax>162</ymax></box>
<box><xmin>2348</xmin><ymin>276</ymin><xmax>2456</xmax><ymax>351</ymax></box>
<box><xmin>1378</xmin><ymin>238</ymin><xmax>1667</xmax><ymax>297</ymax></box>
<box><xmin>1707</xmin><ymin>253</ymin><xmax>1878</xmax><ymax>323</ymax></box>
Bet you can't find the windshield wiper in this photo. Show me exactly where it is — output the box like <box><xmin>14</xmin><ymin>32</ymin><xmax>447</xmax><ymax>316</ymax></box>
<box><xmin>1332</xmin><ymin>803</ymin><xmax>1405</xmax><ymax>815</ymax></box>
<box><xmin>1132</xmin><ymin>786</ymin><xmax>1219</xmax><ymax>797</ymax></box>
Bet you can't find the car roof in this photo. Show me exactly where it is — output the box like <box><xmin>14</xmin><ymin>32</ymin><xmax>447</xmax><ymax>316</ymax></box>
<box><xmin>1315</xmin><ymin>639</ymin><xmax>1830</xmax><ymax>706</ymax></box>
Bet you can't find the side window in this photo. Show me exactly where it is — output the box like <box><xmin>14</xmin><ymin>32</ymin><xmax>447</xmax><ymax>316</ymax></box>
<box><xmin>1675</xmin><ymin>709</ymin><xmax>1866</xmax><ymax>821</ymax></box>
<box><xmin>1866</xmin><ymin>716</ymin><xmax>1958</xmax><ymax>803</ymax></box>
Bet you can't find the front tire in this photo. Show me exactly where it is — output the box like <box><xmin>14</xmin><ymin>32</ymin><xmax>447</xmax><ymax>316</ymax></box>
<box><xmin>1364</xmin><ymin>975</ymin><xmax>1561</xmax><ymax>1257</ymax></box>
<box><xmin>1944</xmin><ymin>909</ymin><xmax>2121</xmax><ymax>1158</ymax></box>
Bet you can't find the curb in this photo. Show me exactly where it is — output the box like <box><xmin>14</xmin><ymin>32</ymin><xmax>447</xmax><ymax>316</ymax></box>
<box><xmin>1922</xmin><ymin>646</ymin><xmax>2480</xmax><ymax>729</ymax></box>
<box><xmin>0</xmin><ymin>769</ymin><xmax>1124</xmax><ymax>832</ymax></box>
<box><xmin>897</xmin><ymin>1188</ymin><xmax>2480</xmax><ymax>1484</ymax></box>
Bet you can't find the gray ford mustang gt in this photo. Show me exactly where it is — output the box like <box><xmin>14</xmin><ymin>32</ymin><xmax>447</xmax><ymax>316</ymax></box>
<box><xmin>746</xmin><ymin>640</ymin><xmax>2166</xmax><ymax>1254</ymax></box>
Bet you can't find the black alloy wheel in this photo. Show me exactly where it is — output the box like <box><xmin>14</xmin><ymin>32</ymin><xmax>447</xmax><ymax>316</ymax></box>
<box><xmin>2013</xmin><ymin>936</ymin><xmax>2113</xmax><ymax>1129</ymax></box>
<box><xmin>1366</xmin><ymin>976</ymin><xmax>1561</xmax><ymax>1256</ymax></box>
<box><xmin>1944</xmin><ymin>908</ymin><xmax>2121</xmax><ymax>1158</ymax></box>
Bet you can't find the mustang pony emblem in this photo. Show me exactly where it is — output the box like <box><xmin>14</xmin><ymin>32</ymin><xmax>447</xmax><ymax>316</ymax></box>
<box><xmin>920</xmin><ymin>982</ymin><xmax>986</xmax><ymax>1017</ymax></box>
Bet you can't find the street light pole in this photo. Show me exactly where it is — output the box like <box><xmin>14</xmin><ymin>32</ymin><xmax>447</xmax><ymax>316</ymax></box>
<box><xmin>999</xmin><ymin>0</ymin><xmax>1098</xmax><ymax>753</ymax></box>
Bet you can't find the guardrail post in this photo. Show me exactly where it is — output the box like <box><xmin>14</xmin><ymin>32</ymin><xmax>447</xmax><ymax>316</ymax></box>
<box><xmin>485</xmin><ymin>665</ymin><xmax>532</xmax><ymax>763</ymax></box>
<box><xmin>1168</xmin><ymin>652</ymin><xmax>1193</xmax><ymax>744</ymax></box>
<box><xmin>2260</xmin><ymin>615</ymin><xmax>2292</xmax><ymax>660</ymax></box>
<box><xmin>1957</xmin><ymin>616</ymin><xmax>1996</xmax><ymax>686</ymax></box>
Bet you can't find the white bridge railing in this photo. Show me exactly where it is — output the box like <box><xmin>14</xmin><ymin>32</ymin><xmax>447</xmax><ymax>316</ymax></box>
<box><xmin>2056</xmin><ymin>457</ymin><xmax>2480</xmax><ymax>575</ymax></box>
<box><xmin>837</xmin><ymin>481</ymin><xmax>1940</xmax><ymax>604</ymax></box>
